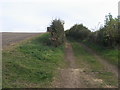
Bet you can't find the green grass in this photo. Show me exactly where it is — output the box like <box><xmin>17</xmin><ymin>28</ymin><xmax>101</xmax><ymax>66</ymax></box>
<box><xmin>71</xmin><ymin>42</ymin><xmax>104</xmax><ymax>72</ymax></box>
<box><xmin>82</xmin><ymin>40</ymin><xmax>119</xmax><ymax>66</ymax></box>
<box><xmin>71</xmin><ymin>41</ymin><xmax>118</xmax><ymax>87</ymax></box>
<box><xmin>2</xmin><ymin>33</ymin><xmax>66</xmax><ymax>88</ymax></box>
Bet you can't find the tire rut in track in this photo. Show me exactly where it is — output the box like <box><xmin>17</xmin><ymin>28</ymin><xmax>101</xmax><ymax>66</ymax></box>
<box><xmin>53</xmin><ymin>42</ymin><xmax>111</xmax><ymax>88</ymax></box>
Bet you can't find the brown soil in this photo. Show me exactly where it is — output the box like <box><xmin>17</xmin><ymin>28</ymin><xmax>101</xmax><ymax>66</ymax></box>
<box><xmin>2</xmin><ymin>32</ymin><xmax>41</xmax><ymax>49</ymax></box>
<box><xmin>53</xmin><ymin>42</ymin><xmax>117</xmax><ymax>88</ymax></box>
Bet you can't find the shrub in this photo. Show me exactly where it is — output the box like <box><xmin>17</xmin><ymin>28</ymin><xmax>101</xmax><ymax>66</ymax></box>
<box><xmin>48</xmin><ymin>19</ymin><xmax>65</xmax><ymax>47</ymax></box>
<box><xmin>65</xmin><ymin>24</ymin><xmax>91</xmax><ymax>40</ymax></box>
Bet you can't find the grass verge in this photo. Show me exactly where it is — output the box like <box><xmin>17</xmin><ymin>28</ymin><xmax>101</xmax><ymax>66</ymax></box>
<box><xmin>71</xmin><ymin>41</ymin><xmax>118</xmax><ymax>87</ymax></box>
<box><xmin>2</xmin><ymin>33</ymin><xmax>66</xmax><ymax>88</ymax></box>
<box><xmin>82</xmin><ymin>40</ymin><xmax>119</xmax><ymax>66</ymax></box>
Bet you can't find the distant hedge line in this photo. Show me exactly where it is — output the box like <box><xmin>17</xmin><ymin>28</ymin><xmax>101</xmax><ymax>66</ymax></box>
<box><xmin>65</xmin><ymin>13</ymin><xmax>119</xmax><ymax>48</ymax></box>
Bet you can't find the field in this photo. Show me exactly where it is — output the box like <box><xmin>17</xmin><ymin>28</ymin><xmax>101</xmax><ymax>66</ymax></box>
<box><xmin>1</xmin><ymin>0</ymin><xmax>119</xmax><ymax>89</ymax></box>
<box><xmin>2</xmin><ymin>33</ymin><xmax>118</xmax><ymax>88</ymax></box>
<box><xmin>2</xmin><ymin>32</ymin><xmax>40</xmax><ymax>49</ymax></box>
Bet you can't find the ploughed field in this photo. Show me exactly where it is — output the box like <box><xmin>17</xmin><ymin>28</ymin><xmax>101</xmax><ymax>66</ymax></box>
<box><xmin>2</xmin><ymin>32</ymin><xmax>41</xmax><ymax>49</ymax></box>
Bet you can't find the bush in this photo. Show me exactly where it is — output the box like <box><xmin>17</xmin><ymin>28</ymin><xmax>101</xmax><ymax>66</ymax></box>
<box><xmin>88</xmin><ymin>13</ymin><xmax>119</xmax><ymax>48</ymax></box>
<box><xmin>65</xmin><ymin>24</ymin><xmax>91</xmax><ymax>40</ymax></box>
<box><xmin>48</xmin><ymin>19</ymin><xmax>65</xmax><ymax>47</ymax></box>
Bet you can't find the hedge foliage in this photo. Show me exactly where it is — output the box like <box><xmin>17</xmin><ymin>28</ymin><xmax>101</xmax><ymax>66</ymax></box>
<box><xmin>65</xmin><ymin>24</ymin><xmax>91</xmax><ymax>40</ymax></box>
<box><xmin>65</xmin><ymin>13</ymin><xmax>119</xmax><ymax>48</ymax></box>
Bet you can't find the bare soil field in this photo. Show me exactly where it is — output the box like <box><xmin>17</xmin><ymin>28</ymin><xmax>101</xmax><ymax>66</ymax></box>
<box><xmin>2</xmin><ymin>32</ymin><xmax>41</xmax><ymax>49</ymax></box>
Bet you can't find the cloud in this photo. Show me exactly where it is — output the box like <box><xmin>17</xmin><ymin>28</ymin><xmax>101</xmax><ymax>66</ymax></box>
<box><xmin>0</xmin><ymin>0</ymin><xmax>119</xmax><ymax>32</ymax></box>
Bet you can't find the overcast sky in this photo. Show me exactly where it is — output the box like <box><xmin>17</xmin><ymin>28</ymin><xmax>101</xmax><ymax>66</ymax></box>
<box><xmin>0</xmin><ymin>0</ymin><xmax>119</xmax><ymax>32</ymax></box>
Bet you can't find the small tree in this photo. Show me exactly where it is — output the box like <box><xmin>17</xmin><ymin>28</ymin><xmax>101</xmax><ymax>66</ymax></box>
<box><xmin>48</xmin><ymin>19</ymin><xmax>65</xmax><ymax>47</ymax></box>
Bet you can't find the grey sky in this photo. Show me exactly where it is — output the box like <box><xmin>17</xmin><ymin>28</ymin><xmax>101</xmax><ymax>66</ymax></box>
<box><xmin>0</xmin><ymin>0</ymin><xmax>119</xmax><ymax>32</ymax></box>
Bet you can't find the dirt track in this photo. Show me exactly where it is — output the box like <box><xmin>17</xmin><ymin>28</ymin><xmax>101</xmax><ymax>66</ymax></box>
<box><xmin>53</xmin><ymin>42</ymin><xmax>118</xmax><ymax>88</ymax></box>
<box><xmin>2</xmin><ymin>32</ymin><xmax>41</xmax><ymax>49</ymax></box>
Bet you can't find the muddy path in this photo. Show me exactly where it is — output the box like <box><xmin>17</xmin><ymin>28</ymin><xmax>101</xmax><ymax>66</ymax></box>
<box><xmin>53</xmin><ymin>42</ymin><xmax>115</xmax><ymax>88</ymax></box>
<box><xmin>2</xmin><ymin>32</ymin><xmax>41</xmax><ymax>49</ymax></box>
